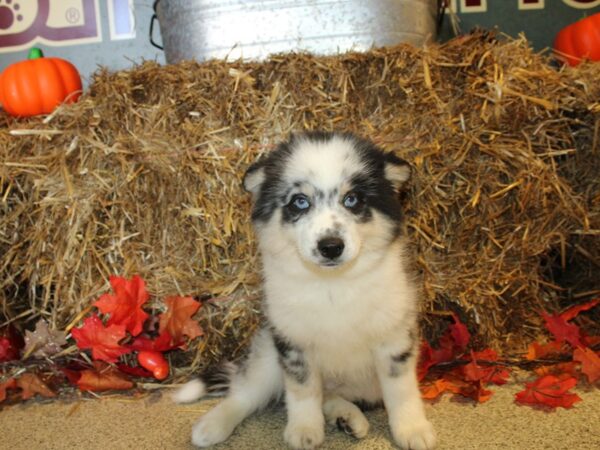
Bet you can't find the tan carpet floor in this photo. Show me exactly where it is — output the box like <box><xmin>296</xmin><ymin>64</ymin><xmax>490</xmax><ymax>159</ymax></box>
<box><xmin>1</xmin><ymin>381</ymin><xmax>598</xmax><ymax>450</ymax></box>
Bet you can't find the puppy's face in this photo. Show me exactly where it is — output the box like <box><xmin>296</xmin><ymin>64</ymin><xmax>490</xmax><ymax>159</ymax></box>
<box><xmin>244</xmin><ymin>132</ymin><xmax>410</xmax><ymax>270</ymax></box>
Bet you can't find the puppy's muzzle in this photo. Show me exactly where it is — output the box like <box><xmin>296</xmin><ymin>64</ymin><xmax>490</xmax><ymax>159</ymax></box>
<box><xmin>317</xmin><ymin>237</ymin><xmax>345</xmax><ymax>260</ymax></box>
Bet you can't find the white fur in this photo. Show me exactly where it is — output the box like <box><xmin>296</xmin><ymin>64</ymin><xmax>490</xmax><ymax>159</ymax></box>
<box><xmin>189</xmin><ymin>135</ymin><xmax>435</xmax><ymax>449</ymax></box>
<box><xmin>284</xmin><ymin>135</ymin><xmax>367</xmax><ymax>194</ymax></box>
<box><xmin>172</xmin><ymin>379</ymin><xmax>206</xmax><ymax>404</ymax></box>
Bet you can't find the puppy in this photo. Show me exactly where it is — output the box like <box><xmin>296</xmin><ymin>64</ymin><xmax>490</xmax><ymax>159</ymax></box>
<box><xmin>174</xmin><ymin>131</ymin><xmax>436</xmax><ymax>449</ymax></box>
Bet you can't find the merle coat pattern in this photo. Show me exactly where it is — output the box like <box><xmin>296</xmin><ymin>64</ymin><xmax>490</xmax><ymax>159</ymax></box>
<box><xmin>174</xmin><ymin>132</ymin><xmax>436</xmax><ymax>450</ymax></box>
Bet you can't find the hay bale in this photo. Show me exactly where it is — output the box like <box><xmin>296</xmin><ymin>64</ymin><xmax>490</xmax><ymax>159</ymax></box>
<box><xmin>1</xmin><ymin>32</ymin><xmax>598</xmax><ymax>369</ymax></box>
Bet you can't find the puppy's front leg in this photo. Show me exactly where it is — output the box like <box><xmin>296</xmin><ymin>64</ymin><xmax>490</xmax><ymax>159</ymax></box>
<box><xmin>273</xmin><ymin>333</ymin><xmax>324</xmax><ymax>450</ymax></box>
<box><xmin>374</xmin><ymin>336</ymin><xmax>436</xmax><ymax>450</ymax></box>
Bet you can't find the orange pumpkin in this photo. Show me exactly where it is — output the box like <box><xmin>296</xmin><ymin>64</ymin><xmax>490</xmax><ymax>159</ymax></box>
<box><xmin>0</xmin><ymin>48</ymin><xmax>82</xmax><ymax>117</ymax></box>
<box><xmin>554</xmin><ymin>12</ymin><xmax>600</xmax><ymax>66</ymax></box>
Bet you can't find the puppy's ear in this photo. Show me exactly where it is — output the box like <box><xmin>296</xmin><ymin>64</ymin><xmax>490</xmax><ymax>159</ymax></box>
<box><xmin>384</xmin><ymin>153</ymin><xmax>411</xmax><ymax>190</ymax></box>
<box><xmin>243</xmin><ymin>160</ymin><xmax>266</xmax><ymax>196</ymax></box>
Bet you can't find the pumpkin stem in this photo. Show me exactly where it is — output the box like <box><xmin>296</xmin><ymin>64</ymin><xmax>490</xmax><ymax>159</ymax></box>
<box><xmin>28</xmin><ymin>48</ymin><xmax>44</xmax><ymax>60</ymax></box>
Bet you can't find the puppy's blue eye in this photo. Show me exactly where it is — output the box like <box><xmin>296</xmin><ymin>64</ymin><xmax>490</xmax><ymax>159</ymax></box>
<box><xmin>343</xmin><ymin>192</ymin><xmax>359</xmax><ymax>209</ymax></box>
<box><xmin>291</xmin><ymin>195</ymin><xmax>310</xmax><ymax>211</ymax></box>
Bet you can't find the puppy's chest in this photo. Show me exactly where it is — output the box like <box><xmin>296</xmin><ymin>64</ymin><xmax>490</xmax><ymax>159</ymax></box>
<box><xmin>267</xmin><ymin>278</ymin><xmax>403</xmax><ymax>348</ymax></box>
<box><xmin>284</xmin><ymin>303</ymin><xmax>378</xmax><ymax>376</ymax></box>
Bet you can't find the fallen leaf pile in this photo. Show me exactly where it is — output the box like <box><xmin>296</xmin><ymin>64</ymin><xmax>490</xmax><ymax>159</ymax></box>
<box><xmin>419</xmin><ymin>315</ymin><xmax>511</xmax><ymax>403</ymax></box>
<box><xmin>1</xmin><ymin>275</ymin><xmax>203</xmax><ymax>401</ymax></box>
<box><xmin>420</xmin><ymin>298</ymin><xmax>599</xmax><ymax>409</ymax></box>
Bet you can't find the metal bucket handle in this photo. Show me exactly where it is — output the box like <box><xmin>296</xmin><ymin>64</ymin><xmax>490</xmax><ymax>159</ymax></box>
<box><xmin>149</xmin><ymin>0</ymin><xmax>163</xmax><ymax>50</ymax></box>
<box><xmin>437</xmin><ymin>0</ymin><xmax>447</xmax><ymax>34</ymax></box>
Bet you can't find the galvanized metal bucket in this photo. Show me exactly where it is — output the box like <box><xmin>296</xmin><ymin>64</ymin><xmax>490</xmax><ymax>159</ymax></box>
<box><xmin>151</xmin><ymin>0</ymin><xmax>439</xmax><ymax>63</ymax></box>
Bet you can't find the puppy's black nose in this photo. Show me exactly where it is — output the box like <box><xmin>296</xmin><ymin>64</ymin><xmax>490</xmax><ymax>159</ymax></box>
<box><xmin>318</xmin><ymin>237</ymin><xmax>345</xmax><ymax>260</ymax></box>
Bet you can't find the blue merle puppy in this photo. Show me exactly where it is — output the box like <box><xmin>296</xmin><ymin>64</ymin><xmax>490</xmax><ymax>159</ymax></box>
<box><xmin>174</xmin><ymin>131</ymin><xmax>436</xmax><ymax>450</ymax></box>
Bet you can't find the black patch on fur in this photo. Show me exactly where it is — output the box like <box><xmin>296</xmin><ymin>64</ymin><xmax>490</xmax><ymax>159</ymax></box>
<box><xmin>389</xmin><ymin>348</ymin><xmax>413</xmax><ymax>378</ymax></box>
<box><xmin>198</xmin><ymin>363</ymin><xmax>237</xmax><ymax>395</ymax></box>
<box><xmin>282</xmin><ymin>194</ymin><xmax>311</xmax><ymax>223</ymax></box>
<box><xmin>244</xmin><ymin>142</ymin><xmax>294</xmax><ymax>223</ymax></box>
<box><xmin>272</xmin><ymin>331</ymin><xmax>309</xmax><ymax>384</ymax></box>
<box><xmin>349</xmin><ymin>139</ymin><xmax>409</xmax><ymax>233</ymax></box>
<box><xmin>354</xmin><ymin>399</ymin><xmax>384</xmax><ymax>411</ymax></box>
<box><xmin>391</xmin><ymin>350</ymin><xmax>412</xmax><ymax>363</ymax></box>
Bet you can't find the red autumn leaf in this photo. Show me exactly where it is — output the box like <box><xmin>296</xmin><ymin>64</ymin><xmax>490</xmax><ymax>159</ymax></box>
<box><xmin>158</xmin><ymin>296</ymin><xmax>203</xmax><ymax>346</ymax></box>
<box><xmin>62</xmin><ymin>368</ymin><xmax>82</xmax><ymax>385</ymax></box>
<box><xmin>534</xmin><ymin>362</ymin><xmax>581</xmax><ymax>379</ymax></box>
<box><xmin>16</xmin><ymin>373</ymin><xmax>56</xmax><ymax>400</ymax></box>
<box><xmin>418</xmin><ymin>316</ymin><xmax>471</xmax><ymax>381</ymax></box>
<box><xmin>94</xmin><ymin>275</ymin><xmax>150</xmax><ymax>337</ymax></box>
<box><xmin>0</xmin><ymin>378</ymin><xmax>17</xmax><ymax>403</ymax></box>
<box><xmin>77</xmin><ymin>361</ymin><xmax>134</xmax><ymax>392</ymax></box>
<box><xmin>455</xmin><ymin>379</ymin><xmax>493</xmax><ymax>403</ymax></box>
<box><xmin>418</xmin><ymin>340</ymin><xmax>455</xmax><ymax>381</ymax></box>
<box><xmin>71</xmin><ymin>314</ymin><xmax>131</xmax><ymax>362</ymax></box>
<box><xmin>461</xmin><ymin>351</ymin><xmax>510</xmax><ymax>386</ymax></box>
<box><xmin>0</xmin><ymin>325</ymin><xmax>24</xmax><ymax>362</ymax></box>
<box><xmin>449</xmin><ymin>314</ymin><xmax>470</xmax><ymax>352</ymax></box>
<box><xmin>515</xmin><ymin>375</ymin><xmax>581</xmax><ymax>409</ymax></box>
<box><xmin>129</xmin><ymin>331</ymin><xmax>177</xmax><ymax>352</ymax></box>
<box><xmin>541</xmin><ymin>312</ymin><xmax>582</xmax><ymax>348</ymax></box>
<box><xmin>573</xmin><ymin>347</ymin><xmax>600</xmax><ymax>384</ymax></box>
<box><xmin>417</xmin><ymin>341</ymin><xmax>436</xmax><ymax>381</ymax></box>
<box><xmin>0</xmin><ymin>337</ymin><xmax>17</xmax><ymax>362</ymax></box>
<box><xmin>470</xmin><ymin>348</ymin><xmax>499</xmax><ymax>361</ymax></box>
<box><xmin>116</xmin><ymin>363</ymin><xmax>154</xmax><ymax>378</ymax></box>
<box><xmin>560</xmin><ymin>298</ymin><xmax>600</xmax><ymax>322</ymax></box>
<box><xmin>526</xmin><ymin>340</ymin><xmax>567</xmax><ymax>360</ymax></box>
<box><xmin>583</xmin><ymin>335</ymin><xmax>600</xmax><ymax>347</ymax></box>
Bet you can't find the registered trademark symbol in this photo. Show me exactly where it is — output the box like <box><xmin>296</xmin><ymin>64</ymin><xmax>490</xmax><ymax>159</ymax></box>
<box><xmin>65</xmin><ymin>7</ymin><xmax>80</xmax><ymax>24</ymax></box>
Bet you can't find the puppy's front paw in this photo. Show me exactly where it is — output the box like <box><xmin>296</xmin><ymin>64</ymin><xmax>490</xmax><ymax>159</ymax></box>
<box><xmin>191</xmin><ymin>407</ymin><xmax>236</xmax><ymax>447</ymax></box>
<box><xmin>284</xmin><ymin>421</ymin><xmax>325</xmax><ymax>450</ymax></box>
<box><xmin>391</xmin><ymin>419</ymin><xmax>436</xmax><ymax>450</ymax></box>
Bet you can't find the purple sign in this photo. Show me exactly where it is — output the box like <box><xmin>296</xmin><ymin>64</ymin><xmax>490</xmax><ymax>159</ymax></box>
<box><xmin>0</xmin><ymin>0</ymin><xmax>100</xmax><ymax>50</ymax></box>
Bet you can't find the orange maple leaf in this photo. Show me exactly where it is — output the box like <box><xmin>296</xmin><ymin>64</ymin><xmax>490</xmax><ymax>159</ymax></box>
<box><xmin>515</xmin><ymin>375</ymin><xmax>581</xmax><ymax>409</ymax></box>
<box><xmin>420</xmin><ymin>378</ymin><xmax>458</xmax><ymax>400</ymax></box>
<box><xmin>16</xmin><ymin>373</ymin><xmax>56</xmax><ymax>400</ymax></box>
<box><xmin>573</xmin><ymin>347</ymin><xmax>600</xmax><ymax>384</ymax></box>
<box><xmin>71</xmin><ymin>314</ymin><xmax>131</xmax><ymax>362</ymax></box>
<box><xmin>94</xmin><ymin>275</ymin><xmax>150</xmax><ymax>337</ymax></box>
<box><xmin>77</xmin><ymin>361</ymin><xmax>134</xmax><ymax>392</ymax></box>
<box><xmin>421</xmin><ymin>373</ymin><xmax>492</xmax><ymax>403</ymax></box>
<box><xmin>526</xmin><ymin>340</ymin><xmax>567</xmax><ymax>360</ymax></box>
<box><xmin>534</xmin><ymin>361</ymin><xmax>580</xmax><ymax>379</ymax></box>
<box><xmin>158</xmin><ymin>296</ymin><xmax>202</xmax><ymax>346</ymax></box>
